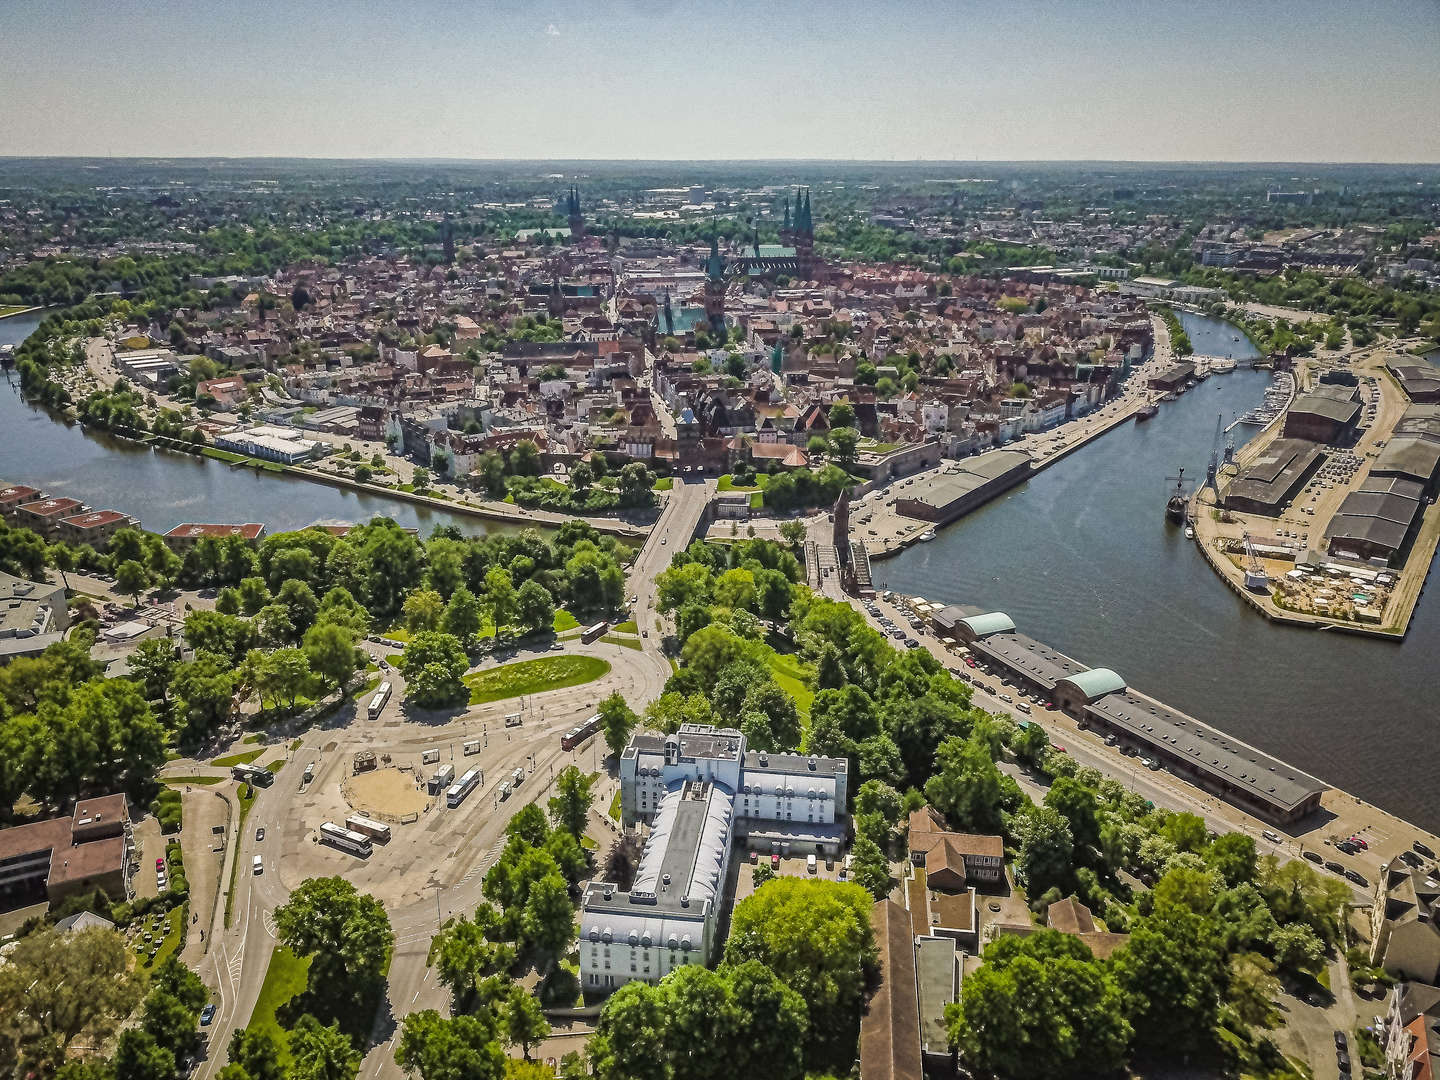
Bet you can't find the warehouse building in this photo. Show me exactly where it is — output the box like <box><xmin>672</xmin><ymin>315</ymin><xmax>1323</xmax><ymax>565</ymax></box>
<box><xmin>215</xmin><ymin>425</ymin><xmax>325</xmax><ymax>464</ymax></box>
<box><xmin>1224</xmin><ymin>438</ymin><xmax>1326</xmax><ymax>515</ymax></box>
<box><xmin>1282</xmin><ymin>388</ymin><xmax>1361</xmax><ymax>445</ymax></box>
<box><xmin>1372</xmin><ymin>436</ymin><xmax>1440</xmax><ymax>497</ymax></box>
<box><xmin>893</xmin><ymin>450</ymin><xmax>1032</xmax><ymax>525</ymax></box>
<box><xmin>940</xmin><ymin>611</ymin><xmax>1327</xmax><ymax>825</ymax></box>
<box><xmin>1325</xmin><ymin>486</ymin><xmax>1425</xmax><ymax>566</ymax></box>
<box><xmin>1388</xmin><ymin>361</ymin><xmax>1440</xmax><ymax>404</ymax></box>
<box><xmin>0</xmin><ymin>794</ymin><xmax>130</xmax><ymax>905</ymax></box>
<box><xmin>1148</xmin><ymin>362</ymin><xmax>1196</xmax><ymax>392</ymax></box>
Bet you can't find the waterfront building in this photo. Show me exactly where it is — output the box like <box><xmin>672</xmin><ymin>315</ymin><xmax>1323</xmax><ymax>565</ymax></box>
<box><xmin>0</xmin><ymin>484</ymin><xmax>41</xmax><ymax>520</ymax></box>
<box><xmin>0</xmin><ymin>570</ymin><xmax>68</xmax><ymax>663</ymax></box>
<box><xmin>56</xmin><ymin>509</ymin><xmax>137</xmax><ymax>549</ymax></box>
<box><xmin>163</xmin><ymin>522</ymin><xmax>266</xmax><ymax>551</ymax></box>
<box><xmin>935</xmin><ymin>608</ymin><xmax>1326</xmax><ymax>825</ymax></box>
<box><xmin>1224</xmin><ymin>438</ymin><xmax>1326</xmax><ymax>516</ymax></box>
<box><xmin>215</xmin><ymin>425</ymin><xmax>325</xmax><ymax>464</ymax></box>
<box><xmin>14</xmin><ymin>496</ymin><xmax>86</xmax><ymax>538</ymax></box>
<box><xmin>0</xmin><ymin>794</ymin><xmax>130</xmax><ymax>905</ymax></box>
<box><xmin>1282</xmin><ymin>388</ymin><xmax>1361</xmax><ymax>444</ymax></box>
<box><xmin>891</xmin><ymin>450</ymin><xmax>1032</xmax><ymax>525</ymax></box>
<box><xmin>1371</xmin><ymin>858</ymin><xmax>1440</xmax><ymax>983</ymax></box>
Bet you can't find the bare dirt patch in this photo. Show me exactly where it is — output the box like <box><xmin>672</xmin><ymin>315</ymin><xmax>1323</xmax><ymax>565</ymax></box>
<box><xmin>344</xmin><ymin>766</ymin><xmax>431</xmax><ymax>818</ymax></box>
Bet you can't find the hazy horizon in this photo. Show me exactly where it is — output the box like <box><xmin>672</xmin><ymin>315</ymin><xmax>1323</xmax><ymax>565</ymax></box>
<box><xmin>3</xmin><ymin>0</ymin><xmax>1438</xmax><ymax>162</ymax></box>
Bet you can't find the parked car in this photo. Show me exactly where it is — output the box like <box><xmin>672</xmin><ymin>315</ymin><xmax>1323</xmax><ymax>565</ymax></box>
<box><xmin>1333</xmin><ymin>1031</ymin><xmax>1347</xmax><ymax>1050</ymax></box>
<box><xmin>1262</xmin><ymin>830</ymin><xmax>1282</xmax><ymax>844</ymax></box>
<box><xmin>1349</xmin><ymin>835</ymin><xmax>1369</xmax><ymax>849</ymax></box>
<box><xmin>1303</xmin><ymin>851</ymin><xmax>1324</xmax><ymax>864</ymax></box>
<box><xmin>255</xmin><ymin>827</ymin><xmax>265</xmax><ymax>842</ymax></box>
<box><xmin>1337</xmin><ymin>841</ymin><xmax>1359</xmax><ymax>855</ymax></box>
<box><xmin>1345</xmin><ymin>870</ymin><xmax>1368</xmax><ymax>887</ymax></box>
<box><xmin>770</xmin><ymin>854</ymin><xmax>780</xmax><ymax>869</ymax></box>
<box><xmin>200</xmin><ymin>1004</ymin><xmax>216</xmax><ymax>1026</ymax></box>
<box><xmin>1325</xmin><ymin>860</ymin><xmax>1345</xmax><ymax>874</ymax></box>
<box><xmin>1415</xmin><ymin>840</ymin><xmax>1436</xmax><ymax>858</ymax></box>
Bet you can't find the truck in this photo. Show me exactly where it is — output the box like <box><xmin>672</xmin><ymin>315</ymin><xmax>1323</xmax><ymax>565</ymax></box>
<box><xmin>428</xmin><ymin>763</ymin><xmax>455</xmax><ymax>795</ymax></box>
<box><xmin>503</xmin><ymin>713</ymin><xmax>523</xmax><ymax>728</ymax></box>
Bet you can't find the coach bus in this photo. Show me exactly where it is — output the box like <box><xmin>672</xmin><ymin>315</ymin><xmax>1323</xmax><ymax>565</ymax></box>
<box><xmin>580</xmin><ymin>621</ymin><xmax>608</xmax><ymax>644</ymax></box>
<box><xmin>367</xmin><ymin>682</ymin><xmax>393</xmax><ymax>721</ymax></box>
<box><xmin>561</xmin><ymin>713</ymin><xmax>603</xmax><ymax>751</ymax></box>
<box><xmin>344</xmin><ymin>814</ymin><xmax>392</xmax><ymax>843</ymax></box>
<box><xmin>231</xmin><ymin>763</ymin><xmax>274</xmax><ymax>788</ymax></box>
<box><xmin>446</xmin><ymin>768</ymin><xmax>481</xmax><ymax>808</ymax></box>
<box><xmin>319</xmin><ymin>822</ymin><xmax>373</xmax><ymax>857</ymax></box>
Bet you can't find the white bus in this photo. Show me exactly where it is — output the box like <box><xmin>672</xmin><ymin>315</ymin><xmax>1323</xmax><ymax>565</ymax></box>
<box><xmin>428</xmin><ymin>763</ymin><xmax>455</xmax><ymax>795</ymax></box>
<box><xmin>462</xmin><ymin>739</ymin><xmax>481</xmax><ymax>756</ymax></box>
<box><xmin>367</xmin><ymin>682</ymin><xmax>393</xmax><ymax>720</ymax></box>
<box><xmin>344</xmin><ymin>814</ymin><xmax>392</xmax><ymax>843</ymax></box>
<box><xmin>232</xmin><ymin>763</ymin><xmax>274</xmax><ymax>788</ymax></box>
<box><xmin>446</xmin><ymin>768</ymin><xmax>481</xmax><ymax>808</ymax></box>
<box><xmin>320</xmin><ymin>822</ymin><xmax>373</xmax><ymax>857</ymax></box>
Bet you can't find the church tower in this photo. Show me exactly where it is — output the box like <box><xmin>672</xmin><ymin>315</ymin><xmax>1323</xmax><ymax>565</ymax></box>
<box><xmin>780</xmin><ymin>195</ymin><xmax>793</xmax><ymax>247</ymax></box>
<box><xmin>567</xmin><ymin>186</ymin><xmax>585</xmax><ymax>241</ymax></box>
<box><xmin>795</xmin><ymin>188</ymin><xmax>815</xmax><ymax>279</ymax></box>
<box><xmin>703</xmin><ymin>231</ymin><xmax>727</xmax><ymax>338</ymax></box>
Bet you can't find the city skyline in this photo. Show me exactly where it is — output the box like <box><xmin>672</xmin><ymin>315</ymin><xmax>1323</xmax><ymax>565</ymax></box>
<box><xmin>3</xmin><ymin>0</ymin><xmax>1438</xmax><ymax>162</ymax></box>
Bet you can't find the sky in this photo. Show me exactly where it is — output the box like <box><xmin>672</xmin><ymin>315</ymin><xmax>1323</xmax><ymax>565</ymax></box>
<box><xmin>1</xmin><ymin>0</ymin><xmax>1438</xmax><ymax>161</ymax></box>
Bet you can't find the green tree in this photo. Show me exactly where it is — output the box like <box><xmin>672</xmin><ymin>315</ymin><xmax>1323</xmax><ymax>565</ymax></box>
<box><xmin>946</xmin><ymin>931</ymin><xmax>1131</xmax><ymax>1080</ymax></box>
<box><xmin>726</xmin><ymin>960</ymin><xmax>807</xmax><ymax>1080</ymax></box>
<box><xmin>237</xmin><ymin>576</ymin><xmax>271</xmax><ymax>616</ymax></box>
<box><xmin>128</xmin><ymin>637</ymin><xmax>178</xmax><ymax>703</ymax></box>
<box><xmin>515</xmin><ymin>580</ymin><xmax>555</xmax><ymax>635</ymax></box>
<box><xmin>598</xmin><ymin>691</ymin><xmax>638</xmax><ymax>758</ymax></box>
<box><xmin>115</xmin><ymin>559</ymin><xmax>150</xmax><ymax>606</ymax></box>
<box><xmin>1112</xmin><ymin>901</ymin><xmax>1226</xmax><ymax>1058</ymax></box>
<box><xmin>257</xmin><ymin>648</ymin><xmax>311</xmax><ymax>711</ymax></box>
<box><xmin>441</xmin><ymin>586</ymin><xmax>485</xmax><ymax>645</ymax></box>
<box><xmin>520</xmin><ymin>870</ymin><xmax>574</xmax><ymax>961</ymax></box>
<box><xmin>1204</xmin><ymin>831</ymin><xmax>1257</xmax><ymax>888</ymax></box>
<box><xmin>829</xmin><ymin>426</ymin><xmax>859</xmax><ymax>463</ymax></box>
<box><xmin>924</xmin><ymin>734</ymin><xmax>1004</xmax><ymax>834</ymax></box>
<box><xmin>402</xmin><ymin>588</ymin><xmax>446</xmax><ymax>633</ymax></box>
<box><xmin>276</xmin><ymin>579</ymin><xmax>320</xmax><ymax>635</ymax></box>
<box><xmin>502</xmin><ymin>989</ymin><xmax>550</xmax><ymax>1061</ymax></box>
<box><xmin>395</xmin><ymin>1011</ymin><xmax>505</xmax><ymax>1080</ymax></box>
<box><xmin>1270</xmin><ymin>923</ymin><xmax>1325</xmax><ymax>973</ymax></box>
<box><xmin>433</xmin><ymin>913</ymin><xmax>514</xmax><ymax>1012</ymax></box>
<box><xmin>590</xmin><ymin>983</ymin><xmax>669</xmax><ymax>1080</ymax></box>
<box><xmin>288</xmin><ymin>1015</ymin><xmax>361</xmax><ymax>1080</ymax></box>
<box><xmin>113</xmin><ymin>1030</ymin><xmax>174</xmax><ymax>1080</ymax></box>
<box><xmin>274</xmin><ymin>877</ymin><xmax>394</xmax><ymax>1009</ymax></box>
<box><xmin>483</xmin><ymin>567</ymin><xmax>517</xmax><ymax>631</ymax></box>
<box><xmin>724</xmin><ymin>877</ymin><xmax>877</xmax><ymax>1070</ymax></box>
<box><xmin>548</xmin><ymin>765</ymin><xmax>594</xmax><ymax>837</ymax></box>
<box><xmin>828</xmin><ymin>401</ymin><xmax>856</xmax><ymax>429</ymax></box>
<box><xmin>227</xmin><ymin>1027</ymin><xmax>285</xmax><ymax>1080</ymax></box>
<box><xmin>398</xmin><ymin>632</ymin><xmax>470</xmax><ymax>709</ymax></box>
<box><xmin>302</xmin><ymin>621</ymin><xmax>362</xmax><ymax>690</ymax></box>
<box><xmin>1013</xmin><ymin>804</ymin><xmax>1074</xmax><ymax>897</ymax></box>
<box><xmin>778</xmin><ymin>519</ymin><xmax>807</xmax><ymax>548</ymax></box>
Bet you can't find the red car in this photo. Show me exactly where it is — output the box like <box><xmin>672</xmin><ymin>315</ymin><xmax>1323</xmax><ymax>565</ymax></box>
<box><xmin>1350</xmin><ymin>836</ymin><xmax>1369</xmax><ymax>850</ymax></box>
<box><xmin>155</xmin><ymin>858</ymin><xmax>164</xmax><ymax>868</ymax></box>
<box><xmin>1053</xmin><ymin>745</ymin><xmax>1067</xmax><ymax>754</ymax></box>
<box><xmin>770</xmin><ymin>854</ymin><xmax>780</xmax><ymax>869</ymax></box>
<box><xmin>964</xmin><ymin>658</ymin><xmax>976</xmax><ymax>668</ymax></box>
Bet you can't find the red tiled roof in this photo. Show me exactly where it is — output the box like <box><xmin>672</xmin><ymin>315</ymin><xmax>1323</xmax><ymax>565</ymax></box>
<box><xmin>164</xmin><ymin>522</ymin><xmax>265</xmax><ymax>540</ymax></box>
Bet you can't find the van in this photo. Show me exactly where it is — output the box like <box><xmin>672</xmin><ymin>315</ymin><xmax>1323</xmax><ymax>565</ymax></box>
<box><xmin>806</xmin><ymin>854</ymin><xmax>817</xmax><ymax>874</ymax></box>
<box><xmin>252</xmin><ymin>856</ymin><xmax>263</xmax><ymax>875</ymax></box>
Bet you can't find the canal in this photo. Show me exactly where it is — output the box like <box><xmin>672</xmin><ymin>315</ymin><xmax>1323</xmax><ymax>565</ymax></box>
<box><xmin>0</xmin><ymin>312</ymin><xmax>521</xmax><ymax>538</ymax></box>
<box><xmin>876</xmin><ymin>310</ymin><xmax>1440</xmax><ymax>831</ymax></box>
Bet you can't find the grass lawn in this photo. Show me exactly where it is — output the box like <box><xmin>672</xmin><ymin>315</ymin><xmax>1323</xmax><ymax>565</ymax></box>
<box><xmin>247</xmin><ymin>947</ymin><xmax>312</xmax><ymax>1059</ymax></box>
<box><xmin>382</xmin><ymin>625</ymin><xmax>412</xmax><ymax>643</ymax></box>
<box><xmin>289</xmin><ymin>738</ymin><xmax>302</xmax><ymax>751</ymax></box>
<box><xmin>464</xmin><ymin>655</ymin><xmax>611</xmax><ymax>705</ymax></box>
<box><xmin>552</xmin><ymin>609</ymin><xmax>580</xmax><ymax>633</ymax></box>
<box><xmin>265</xmin><ymin>759</ymin><xmax>284</xmax><ymax>774</ymax></box>
<box><xmin>608</xmin><ymin>790</ymin><xmax>621</xmax><ymax>821</ymax></box>
<box><xmin>612</xmin><ymin>620</ymin><xmax>638</xmax><ymax>635</ymax></box>
<box><xmin>162</xmin><ymin>775</ymin><xmax>226</xmax><ymax>787</ymax></box>
<box><xmin>212</xmin><ymin>748</ymin><xmax>265</xmax><ymax>768</ymax></box>
<box><xmin>763</xmin><ymin>648</ymin><xmax>815</xmax><ymax>719</ymax></box>
<box><xmin>0</xmin><ymin>305</ymin><xmax>33</xmax><ymax>317</ymax></box>
<box><xmin>652</xmin><ymin>477</ymin><xmax>674</xmax><ymax>491</ymax></box>
<box><xmin>718</xmin><ymin>473</ymin><xmax>770</xmax><ymax>493</ymax></box>
<box><xmin>242</xmin><ymin>733</ymin><xmax>263</xmax><ymax>744</ymax></box>
<box><xmin>602</xmin><ymin>634</ymin><xmax>642</xmax><ymax>651</ymax></box>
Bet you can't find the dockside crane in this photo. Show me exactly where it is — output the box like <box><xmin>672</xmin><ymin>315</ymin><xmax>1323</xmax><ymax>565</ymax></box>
<box><xmin>1241</xmin><ymin>531</ymin><xmax>1269</xmax><ymax>592</ymax></box>
<box><xmin>1202</xmin><ymin>412</ymin><xmax>1224</xmax><ymax>499</ymax></box>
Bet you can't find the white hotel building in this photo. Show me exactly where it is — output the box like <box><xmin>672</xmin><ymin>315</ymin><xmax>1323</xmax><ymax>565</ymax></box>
<box><xmin>579</xmin><ymin>725</ymin><xmax>848</xmax><ymax>994</ymax></box>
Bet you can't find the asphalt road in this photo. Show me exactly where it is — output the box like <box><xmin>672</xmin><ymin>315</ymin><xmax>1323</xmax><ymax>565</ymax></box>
<box><xmin>192</xmin><ymin>482</ymin><xmax>707</xmax><ymax>1080</ymax></box>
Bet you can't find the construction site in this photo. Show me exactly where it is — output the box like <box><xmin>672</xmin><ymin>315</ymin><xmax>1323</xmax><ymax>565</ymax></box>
<box><xmin>1190</xmin><ymin>342</ymin><xmax>1440</xmax><ymax>638</ymax></box>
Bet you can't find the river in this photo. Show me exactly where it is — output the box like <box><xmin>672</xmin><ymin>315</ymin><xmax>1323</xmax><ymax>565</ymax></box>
<box><xmin>875</xmin><ymin>310</ymin><xmax>1440</xmax><ymax>831</ymax></box>
<box><xmin>0</xmin><ymin>312</ymin><xmax>519</xmax><ymax>538</ymax></box>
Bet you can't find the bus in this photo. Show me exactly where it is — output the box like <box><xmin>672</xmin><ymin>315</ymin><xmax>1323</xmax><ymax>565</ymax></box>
<box><xmin>503</xmin><ymin>713</ymin><xmax>523</xmax><ymax>728</ymax></box>
<box><xmin>367</xmin><ymin>682</ymin><xmax>393</xmax><ymax>721</ymax></box>
<box><xmin>231</xmin><ymin>763</ymin><xmax>274</xmax><ymax>788</ymax></box>
<box><xmin>344</xmin><ymin>814</ymin><xmax>392</xmax><ymax>843</ymax></box>
<box><xmin>319</xmin><ymin>822</ymin><xmax>372</xmax><ymax>857</ymax></box>
<box><xmin>446</xmin><ymin>768</ymin><xmax>481</xmax><ymax>808</ymax></box>
<box><xmin>561</xmin><ymin>713</ymin><xmax>603</xmax><ymax>751</ymax></box>
<box><xmin>428</xmin><ymin>763</ymin><xmax>455</xmax><ymax>795</ymax></box>
<box><xmin>462</xmin><ymin>740</ymin><xmax>481</xmax><ymax>756</ymax></box>
<box><xmin>580</xmin><ymin>621</ymin><xmax>608</xmax><ymax>644</ymax></box>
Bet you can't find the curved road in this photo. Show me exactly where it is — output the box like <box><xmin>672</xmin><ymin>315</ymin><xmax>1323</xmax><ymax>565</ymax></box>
<box><xmin>192</xmin><ymin>476</ymin><xmax>714</xmax><ymax>1080</ymax></box>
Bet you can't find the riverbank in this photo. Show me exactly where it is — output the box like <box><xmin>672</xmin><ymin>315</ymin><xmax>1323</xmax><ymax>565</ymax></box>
<box><xmin>0</xmin><ymin>305</ymin><xmax>43</xmax><ymax>320</ymax></box>
<box><xmin>861</xmin><ymin>312</ymin><xmax>1194</xmax><ymax>561</ymax></box>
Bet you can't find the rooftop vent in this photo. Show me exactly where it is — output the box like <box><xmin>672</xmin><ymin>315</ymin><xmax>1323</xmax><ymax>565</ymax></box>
<box><xmin>808</xmin><ymin>756</ymin><xmax>817</xmax><ymax>771</ymax></box>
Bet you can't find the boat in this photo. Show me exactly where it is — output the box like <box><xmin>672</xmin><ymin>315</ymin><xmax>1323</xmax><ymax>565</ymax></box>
<box><xmin>1185</xmin><ymin>525</ymin><xmax>1195</xmax><ymax>539</ymax></box>
<box><xmin>1165</xmin><ymin>468</ymin><xmax>1188</xmax><ymax>525</ymax></box>
<box><xmin>1135</xmin><ymin>402</ymin><xmax>1159</xmax><ymax>422</ymax></box>
<box><xmin>918</xmin><ymin>530</ymin><xmax>936</xmax><ymax>542</ymax></box>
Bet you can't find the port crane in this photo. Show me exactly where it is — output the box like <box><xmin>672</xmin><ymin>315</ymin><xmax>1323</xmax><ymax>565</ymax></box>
<box><xmin>1241</xmin><ymin>531</ymin><xmax>1269</xmax><ymax>592</ymax></box>
<box><xmin>1202</xmin><ymin>413</ymin><xmax>1224</xmax><ymax>499</ymax></box>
